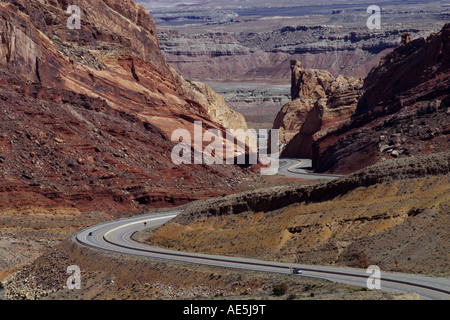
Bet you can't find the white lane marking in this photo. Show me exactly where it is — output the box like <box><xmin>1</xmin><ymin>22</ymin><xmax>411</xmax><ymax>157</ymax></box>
<box><xmin>81</xmin><ymin>212</ymin><xmax>450</xmax><ymax>299</ymax></box>
<box><xmin>103</xmin><ymin>215</ymin><xmax>178</xmax><ymax>239</ymax></box>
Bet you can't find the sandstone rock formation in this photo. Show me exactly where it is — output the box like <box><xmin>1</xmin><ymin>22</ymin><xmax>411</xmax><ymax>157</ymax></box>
<box><xmin>0</xmin><ymin>0</ymin><xmax>252</xmax><ymax>215</ymax></box>
<box><xmin>273</xmin><ymin>60</ymin><xmax>363</xmax><ymax>158</ymax></box>
<box><xmin>178</xmin><ymin>79</ymin><xmax>249</xmax><ymax>134</ymax></box>
<box><xmin>290</xmin><ymin>60</ymin><xmax>334</xmax><ymax>101</ymax></box>
<box><xmin>313</xmin><ymin>23</ymin><xmax>450</xmax><ymax>173</ymax></box>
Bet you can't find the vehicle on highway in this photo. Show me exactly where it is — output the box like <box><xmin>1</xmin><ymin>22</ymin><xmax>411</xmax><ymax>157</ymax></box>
<box><xmin>76</xmin><ymin>213</ymin><xmax>450</xmax><ymax>300</ymax></box>
<box><xmin>292</xmin><ymin>268</ymin><xmax>303</xmax><ymax>275</ymax></box>
<box><xmin>88</xmin><ymin>232</ymin><xmax>93</xmax><ymax>236</ymax></box>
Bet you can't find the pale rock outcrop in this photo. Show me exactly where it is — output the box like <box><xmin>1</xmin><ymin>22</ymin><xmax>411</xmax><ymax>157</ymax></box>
<box><xmin>273</xmin><ymin>97</ymin><xmax>319</xmax><ymax>145</ymax></box>
<box><xmin>169</xmin><ymin>68</ymin><xmax>251</xmax><ymax>148</ymax></box>
<box><xmin>178</xmin><ymin>79</ymin><xmax>249</xmax><ymax>133</ymax></box>
<box><xmin>290</xmin><ymin>60</ymin><xmax>333</xmax><ymax>100</ymax></box>
<box><xmin>273</xmin><ymin>60</ymin><xmax>363</xmax><ymax>157</ymax></box>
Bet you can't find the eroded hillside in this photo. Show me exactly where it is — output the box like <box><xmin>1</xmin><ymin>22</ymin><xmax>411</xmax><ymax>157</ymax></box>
<box><xmin>313</xmin><ymin>24</ymin><xmax>450</xmax><ymax>174</ymax></box>
<box><xmin>146</xmin><ymin>152</ymin><xmax>450</xmax><ymax>275</ymax></box>
<box><xmin>0</xmin><ymin>0</ymin><xmax>255</xmax><ymax>282</ymax></box>
<box><xmin>0</xmin><ymin>0</ymin><xmax>253</xmax><ymax>214</ymax></box>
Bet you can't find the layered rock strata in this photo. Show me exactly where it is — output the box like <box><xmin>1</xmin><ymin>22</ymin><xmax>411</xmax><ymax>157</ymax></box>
<box><xmin>273</xmin><ymin>60</ymin><xmax>363</xmax><ymax>158</ymax></box>
<box><xmin>313</xmin><ymin>24</ymin><xmax>450</xmax><ymax>173</ymax></box>
<box><xmin>0</xmin><ymin>0</ymin><xmax>252</xmax><ymax>214</ymax></box>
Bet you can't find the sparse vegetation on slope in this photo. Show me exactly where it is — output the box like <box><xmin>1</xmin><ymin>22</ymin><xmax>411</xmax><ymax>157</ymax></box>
<box><xmin>3</xmin><ymin>238</ymin><xmax>411</xmax><ymax>300</ymax></box>
<box><xmin>145</xmin><ymin>153</ymin><xmax>450</xmax><ymax>276</ymax></box>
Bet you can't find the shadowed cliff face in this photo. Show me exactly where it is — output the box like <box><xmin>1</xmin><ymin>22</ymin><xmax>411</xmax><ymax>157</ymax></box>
<box><xmin>313</xmin><ymin>24</ymin><xmax>450</xmax><ymax>174</ymax></box>
<box><xmin>0</xmin><ymin>0</ymin><xmax>253</xmax><ymax>215</ymax></box>
<box><xmin>356</xmin><ymin>27</ymin><xmax>450</xmax><ymax>117</ymax></box>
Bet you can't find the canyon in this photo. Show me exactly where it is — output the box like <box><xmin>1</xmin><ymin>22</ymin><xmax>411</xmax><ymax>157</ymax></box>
<box><xmin>0</xmin><ymin>0</ymin><xmax>449</xmax><ymax>301</ymax></box>
<box><xmin>0</xmin><ymin>0</ymin><xmax>261</xmax><ymax>282</ymax></box>
<box><xmin>272</xmin><ymin>22</ymin><xmax>449</xmax><ymax>173</ymax></box>
<box><xmin>141</xmin><ymin>0</ymin><xmax>449</xmax><ymax>129</ymax></box>
<box><xmin>312</xmin><ymin>23</ymin><xmax>450</xmax><ymax>174</ymax></box>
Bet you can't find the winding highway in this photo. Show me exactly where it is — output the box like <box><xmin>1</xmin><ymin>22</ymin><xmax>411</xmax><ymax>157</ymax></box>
<box><xmin>76</xmin><ymin>212</ymin><xmax>450</xmax><ymax>300</ymax></box>
<box><xmin>277</xmin><ymin>158</ymin><xmax>343</xmax><ymax>180</ymax></box>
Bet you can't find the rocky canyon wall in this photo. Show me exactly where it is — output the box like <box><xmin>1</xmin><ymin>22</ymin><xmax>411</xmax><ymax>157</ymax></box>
<box><xmin>273</xmin><ymin>24</ymin><xmax>449</xmax><ymax>172</ymax></box>
<box><xmin>0</xmin><ymin>0</ymin><xmax>253</xmax><ymax>215</ymax></box>
<box><xmin>313</xmin><ymin>24</ymin><xmax>450</xmax><ymax>174</ymax></box>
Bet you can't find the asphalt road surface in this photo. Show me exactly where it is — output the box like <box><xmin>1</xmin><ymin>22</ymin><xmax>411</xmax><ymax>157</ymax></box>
<box><xmin>76</xmin><ymin>212</ymin><xmax>450</xmax><ymax>300</ymax></box>
<box><xmin>277</xmin><ymin>158</ymin><xmax>343</xmax><ymax>180</ymax></box>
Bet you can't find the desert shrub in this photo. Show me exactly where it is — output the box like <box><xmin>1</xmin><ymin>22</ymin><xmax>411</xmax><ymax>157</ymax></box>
<box><xmin>357</xmin><ymin>252</ymin><xmax>371</xmax><ymax>268</ymax></box>
<box><xmin>303</xmin><ymin>283</ymin><xmax>316</xmax><ymax>292</ymax></box>
<box><xmin>272</xmin><ymin>283</ymin><xmax>288</xmax><ymax>296</ymax></box>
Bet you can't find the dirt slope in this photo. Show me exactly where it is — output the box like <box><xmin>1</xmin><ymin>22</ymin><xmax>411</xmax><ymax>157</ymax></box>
<box><xmin>2</xmin><ymin>236</ymin><xmax>412</xmax><ymax>300</ymax></box>
<box><xmin>146</xmin><ymin>152</ymin><xmax>450</xmax><ymax>276</ymax></box>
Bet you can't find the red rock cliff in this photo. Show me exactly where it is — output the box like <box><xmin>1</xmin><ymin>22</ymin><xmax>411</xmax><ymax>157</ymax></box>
<box><xmin>312</xmin><ymin>24</ymin><xmax>450</xmax><ymax>173</ymax></box>
<box><xmin>0</xmin><ymin>0</ymin><xmax>252</xmax><ymax>215</ymax></box>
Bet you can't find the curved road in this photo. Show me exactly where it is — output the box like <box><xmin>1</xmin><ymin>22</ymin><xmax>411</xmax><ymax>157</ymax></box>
<box><xmin>274</xmin><ymin>158</ymin><xmax>343</xmax><ymax>180</ymax></box>
<box><xmin>76</xmin><ymin>212</ymin><xmax>450</xmax><ymax>300</ymax></box>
